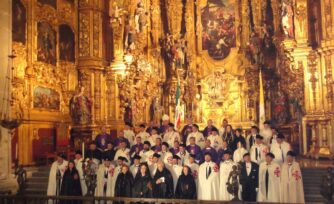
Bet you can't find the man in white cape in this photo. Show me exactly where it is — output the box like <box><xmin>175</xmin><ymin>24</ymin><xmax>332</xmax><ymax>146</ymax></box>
<box><xmin>250</xmin><ymin>135</ymin><xmax>269</xmax><ymax>164</ymax></box>
<box><xmin>95</xmin><ymin>158</ymin><xmax>116</xmax><ymax>199</ymax></box>
<box><xmin>219</xmin><ymin>150</ymin><xmax>236</xmax><ymax>201</ymax></box>
<box><xmin>258</xmin><ymin>152</ymin><xmax>281</xmax><ymax>202</ymax></box>
<box><xmin>198</xmin><ymin>152</ymin><xmax>219</xmax><ymax>200</ymax></box>
<box><xmin>233</xmin><ymin>141</ymin><xmax>248</xmax><ymax>163</ymax></box>
<box><xmin>74</xmin><ymin>150</ymin><xmax>87</xmax><ymax>195</ymax></box>
<box><xmin>47</xmin><ymin>153</ymin><xmax>68</xmax><ymax>197</ymax></box>
<box><xmin>170</xmin><ymin>155</ymin><xmax>183</xmax><ymax>191</ymax></box>
<box><xmin>281</xmin><ymin>151</ymin><xmax>305</xmax><ymax>203</ymax></box>
<box><xmin>270</xmin><ymin>133</ymin><xmax>291</xmax><ymax>164</ymax></box>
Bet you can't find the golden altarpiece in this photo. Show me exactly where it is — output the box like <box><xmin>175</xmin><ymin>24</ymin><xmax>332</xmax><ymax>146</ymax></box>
<box><xmin>5</xmin><ymin>0</ymin><xmax>334</xmax><ymax>165</ymax></box>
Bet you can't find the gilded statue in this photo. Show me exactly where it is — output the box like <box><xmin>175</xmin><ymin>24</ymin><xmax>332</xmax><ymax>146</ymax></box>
<box><xmin>70</xmin><ymin>87</ymin><xmax>92</xmax><ymax>125</ymax></box>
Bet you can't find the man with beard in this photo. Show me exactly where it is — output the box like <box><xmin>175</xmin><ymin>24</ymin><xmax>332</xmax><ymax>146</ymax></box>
<box><xmin>175</xmin><ymin>165</ymin><xmax>197</xmax><ymax>199</ymax></box>
<box><xmin>115</xmin><ymin>165</ymin><xmax>134</xmax><ymax>199</ymax></box>
<box><xmin>152</xmin><ymin>161</ymin><xmax>174</xmax><ymax>198</ymax></box>
<box><xmin>239</xmin><ymin>153</ymin><xmax>259</xmax><ymax>202</ymax></box>
<box><xmin>139</xmin><ymin>141</ymin><xmax>155</xmax><ymax>165</ymax></box>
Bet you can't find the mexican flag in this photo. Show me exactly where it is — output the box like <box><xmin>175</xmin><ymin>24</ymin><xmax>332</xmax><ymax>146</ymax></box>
<box><xmin>175</xmin><ymin>78</ymin><xmax>182</xmax><ymax>129</ymax></box>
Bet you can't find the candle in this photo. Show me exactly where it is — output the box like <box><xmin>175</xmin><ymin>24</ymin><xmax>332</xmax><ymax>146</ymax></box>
<box><xmin>82</xmin><ymin>141</ymin><xmax>85</xmax><ymax>159</ymax></box>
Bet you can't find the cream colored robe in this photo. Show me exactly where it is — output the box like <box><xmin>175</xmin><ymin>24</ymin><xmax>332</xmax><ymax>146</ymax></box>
<box><xmin>281</xmin><ymin>161</ymin><xmax>305</xmax><ymax>203</ymax></box>
<box><xmin>198</xmin><ymin>161</ymin><xmax>220</xmax><ymax>200</ymax></box>
<box><xmin>258</xmin><ymin>161</ymin><xmax>281</xmax><ymax>202</ymax></box>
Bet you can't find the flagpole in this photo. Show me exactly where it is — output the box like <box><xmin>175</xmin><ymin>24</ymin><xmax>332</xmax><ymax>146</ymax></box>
<box><xmin>259</xmin><ymin>68</ymin><xmax>265</xmax><ymax>130</ymax></box>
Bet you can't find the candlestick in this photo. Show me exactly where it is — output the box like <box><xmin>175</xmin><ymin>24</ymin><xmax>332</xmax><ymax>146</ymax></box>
<box><xmin>82</xmin><ymin>141</ymin><xmax>85</xmax><ymax>159</ymax></box>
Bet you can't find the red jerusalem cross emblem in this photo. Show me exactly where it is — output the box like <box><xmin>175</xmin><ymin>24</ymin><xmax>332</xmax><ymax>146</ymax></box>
<box><xmin>274</xmin><ymin>167</ymin><xmax>280</xmax><ymax>177</ymax></box>
<box><xmin>292</xmin><ymin>170</ymin><xmax>301</xmax><ymax>181</ymax></box>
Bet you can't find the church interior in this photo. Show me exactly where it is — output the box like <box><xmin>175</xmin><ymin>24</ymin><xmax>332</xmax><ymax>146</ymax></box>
<box><xmin>1</xmin><ymin>0</ymin><xmax>334</xmax><ymax>203</ymax></box>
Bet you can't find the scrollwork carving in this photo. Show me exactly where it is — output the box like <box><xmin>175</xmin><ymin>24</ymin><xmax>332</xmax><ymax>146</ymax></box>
<box><xmin>35</xmin><ymin>3</ymin><xmax>57</xmax><ymax>25</ymax></box>
<box><xmin>79</xmin><ymin>12</ymin><xmax>90</xmax><ymax>57</ymax></box>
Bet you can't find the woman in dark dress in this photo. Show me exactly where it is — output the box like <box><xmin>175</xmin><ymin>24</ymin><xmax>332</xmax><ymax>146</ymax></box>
<box><xmin>222</xmin><ymin>125</ymin><xmax>235</xmax><ymax>148</ymax></box>
<box><xmin>152</xmin><ymin>162</ymin><xmax>174</xmax><ymax>198</ymax></box>
<box><xmin>132</xmin><ymin>163</ymin><xmax>153</xmax><ymax>198</ymax></box>
<box><xmin>60</xmin><ymin>160</ymin><xmax>82</xmax><ymax>204</ymax></box>
<box><xmin>175</xmin><ymin>165</ymin><xmax>197</xmax><ymax>199</ymax></box>
<box><xmin>115</xmin><ymin>165</ymin><xmax>134</xmax><ymax>203</ymax></box>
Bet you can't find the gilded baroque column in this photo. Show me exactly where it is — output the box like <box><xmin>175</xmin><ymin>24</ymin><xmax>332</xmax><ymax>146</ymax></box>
<box><xmin>78</xmin><ymin>0</ymin><xmax>109</xmax><ymax>130</ymax></box>
<box><xmin>240</xmin><ymin>0</ymin><xmax>250</xmax><ymax>48</ymax></box>
<box><xmin>164</xmin><ymin>0</ymin><xmax>183</xmax><ymax>37</ymax></box>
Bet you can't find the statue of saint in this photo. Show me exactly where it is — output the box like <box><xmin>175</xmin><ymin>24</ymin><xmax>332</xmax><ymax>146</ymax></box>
<box><xmin>150</xmin><ymin>97</ymin><xmax>163</xmax><ymax>124</ymax></box>
<box><xmin>70</xmin><ymin>87</ymin><xmax>92</xmax><ymax>125</ymax></box>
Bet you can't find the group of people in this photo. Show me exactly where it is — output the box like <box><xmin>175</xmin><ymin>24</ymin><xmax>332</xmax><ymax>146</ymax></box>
<box><xmin>47</xmin><ymin>115</ymin><xmax>305</xmax><ymax>203</ymax></box>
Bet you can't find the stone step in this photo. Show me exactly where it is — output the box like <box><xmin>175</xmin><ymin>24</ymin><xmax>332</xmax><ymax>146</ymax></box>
<box><xmin>24</xmin><ymin>188</ymin><xmax>47</xmax><ymax>195</ymax></box>
<box><xmin>32</xmin><ymin>171</ymin><xmax>50</xmax><ymax>177</ymax></box>
<box><xmin>26</xmin><ymin>182</ymin><xmax>48</xmax><ymax>189</ymax></box>
<box><xmin>28</xmin><ymin>177</ymin><xmax>49</xmax><ymax>183</ymax></box>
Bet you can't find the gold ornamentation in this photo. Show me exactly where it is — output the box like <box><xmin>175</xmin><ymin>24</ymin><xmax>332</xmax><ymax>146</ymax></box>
<box><xmin>93</xmin><ymin>12</ymin><xmax>100</xmax><ymax>57</ymax></box>
<box><xmin>58</xmin><ymin>1</ymin><xmax>74</xmax><ymax>26</ymax></box>
<box><xmin>324</xmin><ymin>0</ymin><xmax>333</xmax><ymax>38</ymax></box>
<box><xmin>308</xmin><ymin>51</ymin><xmax>318</xmax><ymax>110</ymax></box>
<box><xmin>35</xmin><ymin>3</ymin><xmax>57</xmax><ymax>25</ymax></box>
<box><xmin>164</xmin><ymin>0</ymin><xmax>183</xmax><ymax>36</ymax></box>
<box><xmin>12</xmin><ymin>42</ymin><xmax>27</xmax><ymax>79</ymax></box>
<box><xmin>79</xmin><ymin>12</ymin><xmax>90</xmax><ymax>57</ymax></box>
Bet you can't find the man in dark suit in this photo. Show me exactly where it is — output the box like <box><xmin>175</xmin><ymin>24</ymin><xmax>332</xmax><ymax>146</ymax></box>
<box><xmin>239</xmin><ymin>152</ymin><xmax>259</xmax><ymax>202</ymax></box>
